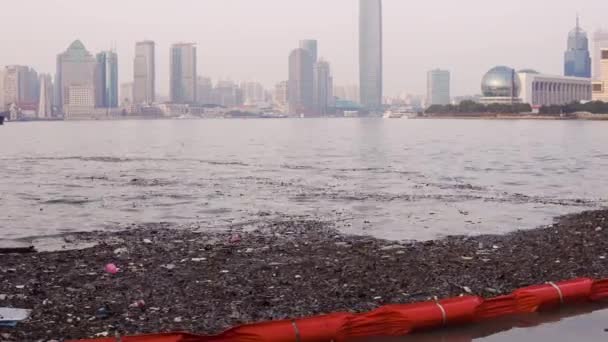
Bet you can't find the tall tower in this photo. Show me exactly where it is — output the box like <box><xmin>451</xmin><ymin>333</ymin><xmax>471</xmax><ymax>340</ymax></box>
<box><xmin>313</xmin><ymin>59</ymin><xmax>333</xmax><ymax>115</ymax></box>
<box><xmin>564</xmin><ymin>16</ymin><xmax>592</xmax><ymax>78</ymax></box>
<box><xmin>426</xmin><ymin>69</ymin><xmax>451</xmax><ymax>107</ymax></box>
<box><xmin>95</xmin><ymin>50</ymin><xmax>119</xmax><ymax>108</ymax></box>
<box><xmin>299</xmin><ymin>40</ymin><xmax>318</xmax><ymax>63</ymax></box>
<box><xmin>170</xmin><ymin>43</ymin><xmax>197</xmax><ymax>104</ymax></box>
<box><xmin>133</xmin><ymin>41</ymin><xmax>156</xmax><ymax>105</ymax></box>
<box><xmin>359</xmin><ymin>0</ymin><xmax>383</xmax><ymax>112</ymax></box>
<box><xmin>38</xmin><ymin>74</ymin><xmax>53</xmax><ymax>118</ymax></box>
<box><xmin>56</xmin><ymin>40</ymin><xmax>96</xmax><ymax>114</ymax></box>
<box><xmin>288</xmin><ymin>48</ymin><xmax>314</xmax><ymax>116</ymax></box>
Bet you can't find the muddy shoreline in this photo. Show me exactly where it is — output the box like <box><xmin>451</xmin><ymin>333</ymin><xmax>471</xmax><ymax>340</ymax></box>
<box><xmin>1</xmin><ymin>210</ymin><xmax>608</xmax><ymax>341</ymax></box>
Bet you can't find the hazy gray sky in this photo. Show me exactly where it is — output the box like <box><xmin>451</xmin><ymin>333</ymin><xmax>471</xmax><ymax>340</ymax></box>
<box><xmin>1</xmin><ymin>0</ymin><xmax>606</xmax><ymax>96</ymax></box>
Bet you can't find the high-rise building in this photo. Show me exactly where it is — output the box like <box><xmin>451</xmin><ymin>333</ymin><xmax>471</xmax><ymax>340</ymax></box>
<box><xmin>241</xmin><ymin>82</ymin><xmax>266</xmax><ymax>105</ymax></box>
<box><xmin>211</xmin><ymin>80</ymin><xmax>242</xmax><ymax>107</ymax></box>
<box><xmin>593</xmin><ymin>30</ymin><xmax>608</xmax><ymax>80</ymax></box>
<box><xmin>313</xmin><ymin>59</ymin><xmax>333</xmax><ymax>115</ymax></box>
<box><xmin>170</xmin><ymin>43</ymin><xmax>197</xmax><ymax>104</ymax></box>
<box><xmin>359</xmin><ymin>0</ymin><xmax>383</xmax><ymax>111</ymax></box>
<box><xmin>274</xmin><ymin>81</ymin><xmax>289</xmax><ymax>109</ymax></box>
<box><xmin>197</xmin><ymin>76</ymin><xmax>213</xmax><ymax>104</ymax></box>
<box><xmin>564</xmin><ymin>17</ymin><xmax>591</xmax><ymax>78</ymax></box>
<box><xmin>56</xmin><ymin>40</ymin><xmax>96</xmax><ymax>116</ymax></box>
<box><xmin>133</xmin><ymin>41</ymin><xmax>155</xmax><ymax>105</ymax></box>
<box><xmin>592</xmin><ymin>48</ymin><xmax>608</xmax><ymax>101</ymax></box>
<box><xmin>120</xmin><ymin>82</ymin><xmax>133</xmax><ymax>106</ymax></box>
<box><xmin>38</xmin><ymin>74</ymin><xmax>53</xmax><ymax>118</ymax></box>
<box><xmin>426</xmin><ymin>69</ymin><xmax>451</xmax><ymax>106</ymax></box>
<box><xmin>3</xmin><ymin>65</ymin><xmax>39</xmax><ymax>111</ymax></box>
<box><xmin>0</xmin><ymin>70</ymin><xmax>4</xmax><ymax>110</ymax></box>
<box><xmin>299</xmin><ymin>40</ymin><xmax>318</xmax><ymax>63</ymax></box>
<box><xmin>288</xmin><ymin>48</ymin><xmax>314</xmax><ymax>115</ymax></box>
<box><xmin>95</xmin><ymin>50</ymin><xmax>119</xmax><ymax>108</ymax></box>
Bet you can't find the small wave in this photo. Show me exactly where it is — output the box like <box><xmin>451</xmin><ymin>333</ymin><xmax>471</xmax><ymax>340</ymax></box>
<box><xmin>282</xmin><ymin>164</ymin><xmax>316</xmax><ymax>170</ymax></box>
<box><xmin>42</xmin><ymin>197</ymin><xmax>97</xmax><ymax>205</ymax></box>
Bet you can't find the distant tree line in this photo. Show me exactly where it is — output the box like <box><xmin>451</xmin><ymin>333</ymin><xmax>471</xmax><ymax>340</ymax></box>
<box><xmin>425</xmin><ymin>101</ymin><xmax>532</xmax><ymax>114</ymax></box>
<box><xmin>539</xmin><ymin>101</ymin><xmax>608</xmax><ymax>115</ymax></box>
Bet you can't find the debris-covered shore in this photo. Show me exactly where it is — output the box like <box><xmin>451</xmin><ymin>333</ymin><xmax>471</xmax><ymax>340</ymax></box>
<box><xmin>1</xmin><ymin>210</ymin><xmax>608</xmax><ymax>341</ymax></box>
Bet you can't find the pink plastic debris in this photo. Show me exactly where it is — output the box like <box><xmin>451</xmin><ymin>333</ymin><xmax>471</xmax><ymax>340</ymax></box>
<box><xmin>105</xmin><ymin>263</ymin><xmax>119</xmax><ymax>275</ymax></box>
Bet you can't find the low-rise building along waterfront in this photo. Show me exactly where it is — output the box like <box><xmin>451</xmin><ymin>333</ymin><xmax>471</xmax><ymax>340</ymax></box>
<box><xmin>519</xmin><ymin>70</ymin><xmax>591</xmax><ymax>106</ymax></box>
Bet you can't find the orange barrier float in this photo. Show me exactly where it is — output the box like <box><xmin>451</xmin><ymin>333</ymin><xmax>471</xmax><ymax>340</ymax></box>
<box><xmin>71</xmin><ymin>277</ymin><xmax>608</xmax><ymax>342</ymax></box>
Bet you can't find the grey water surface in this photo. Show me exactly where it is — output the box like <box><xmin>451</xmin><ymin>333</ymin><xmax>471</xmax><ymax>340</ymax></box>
<box><xmin>1</xmin><ymin>118</ymin><xmax>607</xmax><ymax>240</ymax></box>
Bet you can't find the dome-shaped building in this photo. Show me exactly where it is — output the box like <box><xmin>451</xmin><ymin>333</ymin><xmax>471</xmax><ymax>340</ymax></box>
<box><xmin>479</xmin><ymin>66</ymin><xmax>523</xmax><ymax>104</ymax></box>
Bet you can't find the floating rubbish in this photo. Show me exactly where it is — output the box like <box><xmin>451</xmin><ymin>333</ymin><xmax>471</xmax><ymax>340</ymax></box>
<box><xmin>162</xmin><ymin>264</ymin><xmax>176</xmax><ymax>270</ymax></box>
<box><xmin>104</xmin><ymin>263</ymin><xmax>119</xmax><ymax>275</ymax></box>
<box><xmin>0</xmin><ymin>308</ymin><xmax>32</xmax><ymax>328</ymax></box>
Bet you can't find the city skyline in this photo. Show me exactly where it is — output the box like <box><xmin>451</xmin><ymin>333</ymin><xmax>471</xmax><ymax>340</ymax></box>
<box><xmin>0</xmin><ymin>0</ymin><xmax>607</xmax><ymax>96</ymax></box>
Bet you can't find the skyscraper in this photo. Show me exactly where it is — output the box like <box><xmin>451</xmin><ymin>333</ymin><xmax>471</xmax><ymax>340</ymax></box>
<box><xmin>56</xmin><ymin>40</ymin><xmax>96</xmax><ymax>115</ymax></box>
<box><xmin>120</xmin><ymin>82</ymin><xmax>133</xmax><ymax>107</ymax></box>
<box><xmin>95</xmin><ymin>50</ymin><xmax>119</xmax><ymax>108</ymax></box>
<box><xmin>170</xmin><ymin>43</ymin><xmax>197</xmax><ymax>104</ymax></box>
<box><xmin>133</xmin><ymin>41</ymin><xmax>155</xmax><ymax>104</ymax></box>
<box><xmin>564</xmin><ymin>16</ymin><xmax>591</xmax><ymax>78</ymax></box>
<box><xmin>313</xmin><ymin>59</ymin><xmax>333</xmax><ymax>115</ymax></box>
<box><xmin>299</xmin><ymin>40</ymin><xmax>318</xmax><ymax>63</ymax></box>
<box><xmin>426</xmin><ymin>69</ymin><xmax>451</xmax><ymax>106</ymax></box>
<box><xmin>274</xmin><ymin>81</ymin><xmax>289</xmax><ymax>109</ymax></box>
<box><xmin>288</xmin><ymin>48</ymin><xmax>314</xmax><ymax>116</ymax></box>
<box><xmin>593</xmin><ymin>30</ymin><xmax>608</xmax><ymax>80</ymax></box>
<box><xmin>38</xmin><ymin>74</ymin><xmax>53</xmax><ymax>118</ymax></box>
<box><xmin>359</xmin><ymin>0</ymin><xmax>383</xmax><ymax>111</ymax></box>
<box><xmin>240</xmin><ymin>82</ymin><xmax>266</xmax><ymax>105</ymax></box>
<box><xmin>3</xmin><ymin>65</ymin><xmax>39</xmax><ymax>111</ymax></box>
<box><xmin>196</xmin><ymin>76</ymin><xmax>213</xmax><ymax>104</ymax></box>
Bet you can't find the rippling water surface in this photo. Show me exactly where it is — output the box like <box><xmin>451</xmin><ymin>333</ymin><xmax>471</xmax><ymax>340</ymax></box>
<box><xmin>1</xmin><ymin>119</ymin><xmax>607</xmax><ymax>240</ymax></box>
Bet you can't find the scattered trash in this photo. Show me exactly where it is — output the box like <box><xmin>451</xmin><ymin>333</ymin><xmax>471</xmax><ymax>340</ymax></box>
<box><xmin>129</xmin><ymin>300</ymin><xmax>146</xmax><ymax>310</ymax></box>
<box><xmin>0</xmin><ymin>246</ymin><xmax>36</xmax><ymax>254</ymax></box>
<box><xmin>104</xmin><ymin>263</ymin><xmax>119</xmax><ymax>275</ymax></box>
<box><xmin>113</xmin><ymin>247</ymin><xmax>128</xmax><ymax>256</ymax></box>
<box><xmin>0</xmin><ymin>308</ymin><xmax>32</xmax><ymax>328</ymax></box>
<box><xmin>95</xmin><ymin>307</ymin><xmax>111</xmax><ymax>320</ymax></box>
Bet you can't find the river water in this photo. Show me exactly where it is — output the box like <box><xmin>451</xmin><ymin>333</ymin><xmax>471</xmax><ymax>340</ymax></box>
<box><xmin>1</xmin><ymin>118</ymin><xmax>607</xmax><ymax>240</ymax></box>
